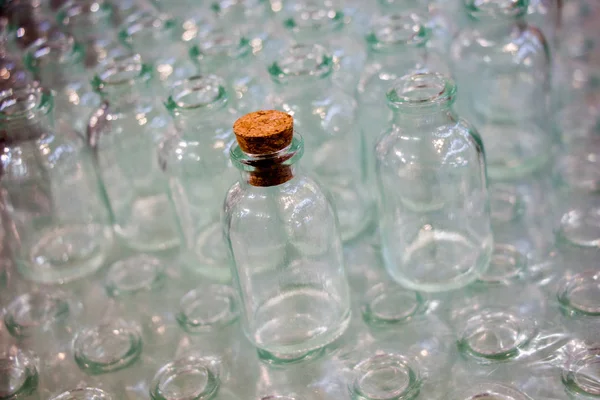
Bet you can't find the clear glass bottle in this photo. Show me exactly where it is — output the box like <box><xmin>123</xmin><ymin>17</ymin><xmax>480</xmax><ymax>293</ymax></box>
<box><xmin>357</xmin><ymin>12</ymin><xmax>445</xmax><ymax>177</ymax></box>
<box><xmin>159</xmin><ymin>75</ymin><xmax>237</xmax><ymax>281</ymax></box>
<box><xmin>49</xmin><ymin>387</ymin><xmax>115</xmax><ymax>400</ymax></box>
<box><xmin>279</xmin><ymin>0</ymin><xmax>366</xmax><ymax>92</ymax></box>
<box><xmin>89</xmin><ymin>54</ymin><xmax>180</xmax><ymax>252</ymax></box>
<box><xmin>24</xmin><ymin>33</ymin><xmax>101</xmax><ymax>138</ymax></box>
<box><xmin>118</xmin><ymin>10</ymin><xmax>197</xmax><ymax>95</ymax></box>
<box><xmin>189</xmin><ymin>27</ymin><xmax>270</xmax><ymax>114</ymax></box>
<box><xmin>375</xmin><ymin>73</ymin><xmax>493</xmax><ymax>292</ymax></box>
<box><xmin>150</xmin><ymin>355</ymin><xmax>222</xmax><ymax>400</ymax></box>
<box><xmin>449</xmin><ymin>0</ymin><xmax>554</xmax><ymax>181</ymax></box>
<box><xmin>268</xmin><ymin>43</ymin><xmax>374</xmax><ymax>242</ymax></box>
<box><xmin>0</xmin><ymin>86</ymin><xmax>113</xmax><ymax>283</ymax></box>
<box><xmin>0</xmin><ymin>345</ymin><xmax>39</xmax><ymax>400</ymax></box>
<box><xmin>223</xmin><ymin>110</ymin><xmax>351</xmax><ymax>363</ymax></box>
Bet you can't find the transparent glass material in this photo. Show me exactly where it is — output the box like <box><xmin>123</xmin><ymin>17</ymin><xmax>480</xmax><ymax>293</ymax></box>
<box><xmin>0</xmin><ymin>346</ymin><xmax>39</xmax><ymax>400</ymax></box>
<box><xmin>118</xmin><ymin>11</ymin><xmax>197</xmax><ymax>94</ymax></box>
<box><xmin>3</xmin><ymin>1</ymin><xmax>59</xmax><ymax>52</ymax></box>
<box><xmin>279</xmin><ymin>0</ymin><xmax>366</xmax><ymax>91</ymax></box>
<box><xmin>159</xmin><ymin>75</ymin><xmax>237</xmax><ymax>281</ymax></box>
<box><xmin>527</xmin><ymin>0</ymin><xmax>560</xmax><ymax>52</ymax></box>
<box><xmin>449</xmin><ymin>0</ymin><xmax>554</xmax><ymax>181</ymax></box>
<box><xmin>561</xmin><ymin>339</ymin><xmax>600</xmax><ymax>398</ymax></box>
<box><xmin>375</xmin><ymin>73</ymin><xmax>493</xmax><ymax>292</ymax></box>
<box><xmin>0</xmin><ymin>44</ymin><xmax>33</xmax><ymax>92</ymax></box>
<box><xmin>268</xmin><ymin>43</ymin><xmax>374</xmax><ymax>242</ymax></box>
<box><xmin>189</xmin><ymin>27</ymin><xmax>270</xmax><ymax>114</ymax></box>
<box><xmin>150</xmin><ymin>355</ymin><xmax>221</xmax><ymax>400</ymax></box>
<box><xmin>49</xmin><ymin>387</ymin><xmax>114</xmax><ymax>400</ymax></box>
<box><xmin>357</xmin><ymin>12</ymin><xmax>446</xmax><ymax>174</ymax></box>
<box><xmin>0</xmin><ymin>86</ymin><xmax>112</xmax><ymax>283</ymax></box>
<box><xmin>24</xmin><ymin>33</ymin><xmax>101</xmax><ymax>138</ymax></box>
<box><xmin>210</xmin><ymin>0</ymin><xmax>273</xmax><ymax>52</ymax></box>
<box><xmin>89</xmin><ymin>54</ymin><xmax>180</xmax><ymax>252</ymax></box>
<box><xmin>223</xmin><ymin>133</ymin><xmax>351</xmax><ymax>363</ymax></box>
<box><xmin>56</xmin><ymin>0</ymin><xmax>129</xmax><ymax>68</ymax></box>
<box><xmin>449</xmin><ymin>383</ymin><xmax>534</xmax><ymax>400</ymax></box>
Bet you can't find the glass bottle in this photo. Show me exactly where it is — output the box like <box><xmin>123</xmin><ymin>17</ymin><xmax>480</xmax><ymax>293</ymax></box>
<box><xmin>24</xmin><ymin>33</ymin><xmax>101</xmax><ymax>138</ymax></box>
<box><xmin>49</xmin><ymin>388</ymin><xmax>115</xmax><ymax>400</ymax></box>
<box><xmin>2</xmin><ymin>0</ymin><xmax>59</xmax><ymax>53</ymax></box>
<box><xmin>56</xmin><ymin>0</ymin><xmax>130</xmax><ymax>68</ymax></box>
<box><xmin>189</xmin><ymin>27</ymin><xmax>270</xmax><ymax>114</ymax></box>
<box><xmin>0</xmin><ymin>86</ymin><xmax>113</xmax><ymax>283</ymax></box>
<box><xmin>150</xmin><ymin>355</ymin><xmax>222</xmax><ymax>400</ymax></box>
<box><xmin>268</xmin><ymin>43</ymin><xmax>374</xmax><ymax>242</ymax></box>
<box><xmin>118</xmin><ymin>10</ymin><xmax>197</xmax><ymax>95</ymax></box>
<box><xmin>159</xmin><ymin>75</ymin><xmax>237</xmax><ymax>281</ymax></box>
<box><xmin>0</xmin><ymin>345</ymin><xmax>39</xmax><ymax>400</ymax></box>
<box><xmin>279</xmin><ymin>0</ymin><xmax>366</xmax><ymax>92</ymax></box>
<box><xmin>375</xmin><ymin>73</ymin><xmax>493</xmax><ymax>292</ymax></box>
<box><xmin>223</xmin><ymin>110</ymin><xmax>351</xmax><ymax>363</ymax></box>
<box><xmin>449</xmin><ymin>0</ymin><xmax>554</xmax><ymax>181</ymax></box>
<box><xmin>357</xmin><ymin>12</ymin><xmax>445</xmax><ymax>178</ymax></box>
<box><xmin>89</xmin><ymin>54</ymin><xmax>180</xmax><ymax>252</ymax></box>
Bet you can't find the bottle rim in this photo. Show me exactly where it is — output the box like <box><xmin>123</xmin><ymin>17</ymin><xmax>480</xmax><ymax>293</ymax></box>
<box><xmin>118</xmin><ymin>10</ymin><xmax>177</xmax><ymax>48</ymax></box>
<box><xmin>56</xmin><ymin>0</ymin><xmax>113</xmax><ymax>30</ymax></box>
<box><xmin>230</xmin><ymin>133</ymin><xmax>304</xmax><ymax>172</ymax></box>
<box><xmin>282</xmin><ymin>1</ymin><xmax>345</xmax><ymax>35</ymax></box>
<box><xmin>165</xmin><ymin>74</ymin><xmax>228</xmax><ymax>114</ymax></box>
<box><xmin>0</xmin><ymin>84</ymin><xmax>53</xmax><ymax>123</ymax></box>
<box><xmin>366</xmin><ymin>12</ymin><xmax>430</xmax><ymax>52</ymax></box>
<box><xmin>465</xmin><ymin>0</ymin><xmax>529</xmax><ymax>20</ymax></box>
<box><xmin>189</xmin><ymin>27</ymin><xmax>252</xmax><ymax>64</ymax></box>
<box><xmin>50</xmin><ymin>387</ymin><xmax>115</xmax><ymax>400</ymax></box>
<box><xmin>0</xmin><ymin>347</ymin><xmax>39</xmax><ymax>398</ymax></box>
<box><xmin>268</xmin><ymin>43</ymin><xmax>333</xmax><ymax>85</ymax></box>
<box><xmin>386</xmin><ymin>72</ymin><xmax>456</xmax><ymax>110</ymax></box>
<box><xmin>23</xmin><ymin>33</ymin><xmax>85</xmax><ymax>74</ymax></box>
<box><xmin>91</xmin><ymin>53</ymin><xmax>152</xmax><ymax>93</ymax></box>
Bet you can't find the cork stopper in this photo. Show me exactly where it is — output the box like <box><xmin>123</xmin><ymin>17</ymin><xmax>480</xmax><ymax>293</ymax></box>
<box><xmin>233</xmin><ymin>110</ymin><xmax>293</xmax><ymax>155</ymax></box>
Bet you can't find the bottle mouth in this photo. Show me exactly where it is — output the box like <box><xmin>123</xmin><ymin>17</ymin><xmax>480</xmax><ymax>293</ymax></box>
<box><xmin>268</xmin><ymin>43</ymin><xmax>333</xmax><ymax>84</ymax></box>
<box><xmin>231</xmin><ymin>133</ymin><xmax>304</xmax><ymax>171</ymax></box>
<box><xmin>92</xmin><ymin>53</ymin><xmax>151</xmax><ymax>92</ymax></box>
<box><xmin>453</xmin><ymin>383</ymin><xmax>533</xmax><ymax>400</ymax></box>
<box><xmin>0</xmin><ymin>348</ymin><xmax>39</xmax><ymax>398</ymax></box>
<box><xmin>176</xmin><ymin>285</ymin><xmax>239</xmax><ymax>333</ymax></box>
<box><xmin>4</xmin><ymin>290</ymin><xmax>70</xmax><ymax>338</ymax></box>
<box><xmin>465</xmin><ymin>0</ymin><xmax>529</xmax><ymax>20</ymax></box>
<box><xmin>150</xmin><ymin>356</ymin><xmax>221</xmax><ymax>400</ymax></box>
<box><xmin>104</xmin><ymin>255</ymin><xmax>166</xmax><ymax>298</ymax></box>
<box><xmin>24</xmin><ymin>33</ymin><xmax>84</xmax><ymax>72</ymax></box>
<box><xmin>50</xmin><ymin>388</ymin><xmax>115</xmax><ymax>400</ymax></box>
<box><xmin>56</xmin><ymin>0</ymin><xmax>113</xmax><ymax>30</ymax></box>
<box><xmin>282</xmin><ymin>0</ymin><xmax>345</xmax><ymax>34</ymax></box>
<box><xmin>366</xmin><ymin>13</ymin><xmax>429</xmax><ymax>51</ymax></box>
<box><xmin>0</xmin><ymin>84</ymin><xmax>51</xmax><ymax>122</ymax></box>
<box><xmin>165</xmin><ymin>75</ymin><xmax>228</xmax><ymax>113</ymax></box>
<box><xmin>386</xmin><ymin>72</ymin><xmax>456</xmax><ymax>110</ymax></box>
<box><xmin>118</xmin><ymin>10</ymin><xmax>175</xmax><ymax>47</ymax></box>
<box><xmin>189</xmin><ymin>27</ymin><xmax>251</xmax><ymax>63</ymax></box>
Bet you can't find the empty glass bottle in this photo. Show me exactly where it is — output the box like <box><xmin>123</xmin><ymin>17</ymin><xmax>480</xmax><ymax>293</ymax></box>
<box><xmin>450</xmin><ymin>0</ymin><xmax>554</xmax><ymax>181</ymax></box>
<box><xmin>118</xmin><ymin>10</ymin><xmax>197</xmax><ymax>95</ymax></box>
<box><xmin>223</xmin><ymin>110</ymin><xmax>351</xmax><ymax>363</ymax></box>
<box><xmin>0</xmin><ymin>86</ymin><xmax>113</xmax><ymax>283</ymax></box>
<box><xmin>189</xmin><ymin>26</ymin><xmax>270</xmax><ymax>114</ymax></box>
<box><xmin>159</xmin><ymin>75</ymin><xmax>237</xmax><ymax>281</ymax></box>
<box><xmin>89</xmin><ymin>54</ymin><xmax>180</xmax><ymax>252</ymax></box>
<box><xmin>268</xmin><ymin>43</ymin><xmax>374</xmax><ymax>242</ymax></box>
<box><xmin>0</xmin><ymin>345</ymin><xmax>39</xmax><ymax>400</ymax></box>
<box><xmin>24</xmin><ymin>33</ymin><xmax>101</xmax><ymax>138</ymax></box>
<box><xmin>375</xmin><ymin>73</ymin><xmax>493</xmax><ymax>292</ymax></box>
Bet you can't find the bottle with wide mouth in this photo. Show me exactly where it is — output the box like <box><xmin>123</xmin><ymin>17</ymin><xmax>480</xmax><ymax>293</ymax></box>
<box><xmin>89</xmin><ymin>54</ymin><xmax>180</xmax><ymax>252</ymax></box>
<box><xmin>223</xmin><ymin>110</ymin><xmax>351</xmax><ymax>364</ymax></box>
<box><xmin>449</xmin><ymin>0</ymin><xmax>554</xmax><ymax>181</ymax></box>
<box><xmin>375</xmin><ymin>72</ymin><xmax>493</xmax><ymax>292</ymax></box>
<box><xmin>118</xmin><ymin>10</ymin><xmax>198</xmax><ymax>95</ymax></box>
<box><xmin>357</xmin><ymin>11</ymin><xmax>448</xmax><ymax>171</ymax></box>
<box><xmin>268</xmin><ymin>43</ymin><xmax>374</xmax><ymax>242</ymax></box>
<box><xmin>56</xmin><ymin>0</ymin><xmax>131</xmax><ymax>68</ymax></box>
<box><xmin>0</xmin><ymin>85</ymin><xmax>113</xmax><ymax>284</ymax></box>
<box><xmin>159</xmin><ymin>75</ymin><xmax>237</xmax><ymax>282</ymax></box>
<box><xmin>25</xmin><ymin>33</ymin><xmax>101</xmax><ymax>138</ymax></box>
<box><xmin>189</xmin><ymin>26</ymin><xmax>270</xmax><ymax>114</ymax></box>
<box><xmin>278</xmin><ymin>0</ymin><xmax>365</xmax><ymax>92</ymax></box>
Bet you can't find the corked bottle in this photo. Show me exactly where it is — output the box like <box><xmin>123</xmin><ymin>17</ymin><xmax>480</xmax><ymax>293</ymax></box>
<box><xmin>223</xmin><ymin>110</ymin><xmax>351</xmax><ymax>364</ymax></box>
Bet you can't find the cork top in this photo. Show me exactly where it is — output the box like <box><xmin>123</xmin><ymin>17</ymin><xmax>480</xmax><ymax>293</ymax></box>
<box><xmin>233</xmin><ymin>110</ymin><xmax>294</xmax><ymax>155</ymax></box>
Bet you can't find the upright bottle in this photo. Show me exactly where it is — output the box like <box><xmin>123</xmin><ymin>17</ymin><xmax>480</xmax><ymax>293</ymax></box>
<box><xmin>375</xmin><ymin>73</ymin><xmax>493</xmax><ymax>292</ymax></box>
<box><xmin>223</xmin><ymin>110</ymin><xmax>351</xmax><ymax>363</ymax></box>
<box><xmin>89</xmin><ymin>54</ymin><xmax>180</xmax><ymax>252</ymax></box>
<box><xmin>450</xmin><ymin>0</ymin><xmax>553</xmax><ymax>180</ymax></box>
<box><xmin>0</xmin><ymin>86</ymin><xmax>112</xmax><ymax>283</ymax></box>
<box><xmin>25</xmin><ymin>33</ymin><xmax>101</xmax><ymax>138</ymax></box>
<box><xmin>159</xmin><ymin>75</ymin><xmax>237</xmax><ymax>281</ymax></box>
<box><xmin>269</xmin><ymin>43</ymin><xmax>373</xmax><ymax>241</ymax></box>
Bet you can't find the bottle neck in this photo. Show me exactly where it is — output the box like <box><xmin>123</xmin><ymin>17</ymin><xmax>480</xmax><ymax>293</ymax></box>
<box><xmin>391</xmin><ymin>103</ymin><xmax>456</xmax><ymax>128</ymax></box>
<box><xmin>92</xmin><ymin>56</ymin><xmax>153</xmax><ymax>110</ymax></box>
<box><xmin>0</xmin><ymin>86</ymin><xmax>55</xmax><ymax>145</ymax></box>
<box><xmin>25</xmin><ymin>36</ymin><xmax>87</xmax><ymax>89</ymax></box>
<box><xmin>232</xmin><ymin>134</ymin><xmax>304</xmax><ymax>187</ymax></box>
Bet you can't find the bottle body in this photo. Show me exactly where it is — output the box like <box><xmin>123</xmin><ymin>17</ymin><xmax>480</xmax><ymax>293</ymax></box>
<box><xmin>375</xmin><ymin>73</ymin><xmax>493</xmax><ymax>292</ymax></box>
<box><xmin>0</xmin><ymin>87</ymin><xmax>112</xmax><ymax>283</ymax></box>
<box><xmin>224</xmin><ymin>135</ymin><xmax>351</xmax><ymax>362</ymax></box>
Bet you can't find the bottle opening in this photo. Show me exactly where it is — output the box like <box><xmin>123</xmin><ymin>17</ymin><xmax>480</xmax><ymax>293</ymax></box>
<box><xmin>24</xmin><ymin>33</ymin><xmax>82</xmax><ymax>71</ymax></box>
<box><xmin>105</xmin><ymin>255</ymin><xmax>165</xmax><ymax>297</ymax></box>
<box><xmin>0</xmin><ymin>85</ymin><xmax>50</xmax><ymax>120</ymax></box>
<box><xmin>166</xmin><ymin>75</ymin><xmax>228</xmax><ymax>111</ymax></box>
<box><xmin>57</xmin><ymin>0</ymin><xmax>112</xmax><ymax>29</ymax></box>
<box><xmin>176</xmin><ymin>285</ymin><xmax>239</xmax><ymax>333</ymax></box>
<box><xmin>282</xmin><ymin>0</ymin><xmax>344</xmax><ymax>33</ymax></box>
<box><xmin>454</xmin><ymin>383</ymin><xmax>533</xmax><ymax>400</ymax></box>
<box><xmin>0</xmin><ymin>348</ymin><xmax>38</xmax><ymax>398</ymax></box>
<box><xmin>151</xmin><ymin>356</ymin><xmax>221</xmax><ymax>400</ymax></box>
<box><xmin>268</xmin><ymin>44</ymin><xmax>333</xmax><ymax>84</ymax></box>
<box><xmin>4</xmin><ymin>291</ymin><xmax>70</xmax><ymax>338</ymax></box>
<box><xmin>366</xmin><ymin>13</ymin><xmax>429</xmax><ymax>50</ymax></box>
<box><xmin>50</xmin><ymin>388</ymin><xmax>115</xmax><ymax>400</ymax></box>
<box><xmin>119</xmin><ymin>10</ymin><xmax>175</xmax><ymax>46</ymax></box>
<box><xmin>190</xmin><ymin>27</ymin><xmax>251</xmax><ymax>61</ymax></box>
<box><xmin>465</xmin><ymin>0</ymin><xmax>529</xmax><ymax>19</ymax></box>
<box><xmin>351</xmin><ymin>353</ymin><xmax>421</xmax><ymax>400</ymax></box>
<box><xmin>92</xmin><ymin>54</ymin><xmax>150</xmax><ymax>91</ymax></box>
<box><xmin>386</xmin><ymin>72</ymin><xmax>456</xmax><ymax>109</ymax></box>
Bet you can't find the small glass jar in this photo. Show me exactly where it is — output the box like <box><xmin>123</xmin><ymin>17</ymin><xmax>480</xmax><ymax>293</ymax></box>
<box><xmin>0</xmin><ymin>86</ymin><xmax>113</xmax><ymax>283</ymax></box>
<box><xmin>223</xmin><ymin>110</ymin><xmax>351</xmax><ymax>363</ymax></box>
<box><xmin>375</xmin><ymin>73</ymin><xmax>493</xmax><ymax>292</ymax></box>
<box><xmin>89</xmin><ymin>54</ymin><xmax>180</xmax><ymax>252</ymax></box>
<box><xmin>159</xmin><ymin>75</ymin><xmax>237</xmax><ymax>281</ymax></box>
